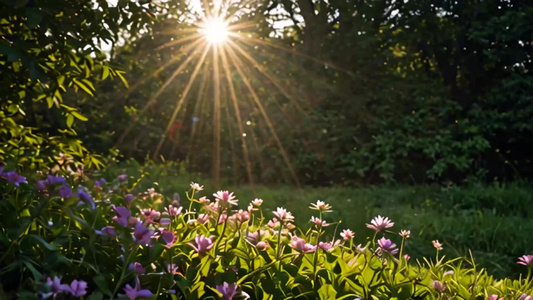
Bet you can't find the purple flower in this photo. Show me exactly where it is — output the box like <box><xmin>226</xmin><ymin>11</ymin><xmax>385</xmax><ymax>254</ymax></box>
<box><xmin>96</xmin><ymin>226</ymin><xmax>116</xmax><ymax>237</ymax></box>
<box><xmin>366</xmin><ymin>215</ymin><xmax>394</xmax><ymax>233</ymax></box>
<box><xmin>133</xmin><ymin>222</ymin><xmax>153</xmax><ymax>245</ymax></box>
<box><xmin>518</xmin><ymin>255</ymin><xmax>533</xmax><ymax>267</ymax></box>
<box><xmin>113</xmin><ymin>206</ymin><xmax>131</xmax><ymax>227</ymax></box>
<box><xmin>125</xmin><ymin>194</ymin><xmax>135</xmax><ymax>206</ymax></box>
<box><xmin>188</xmin><ymin>235</ymin><xmax>214</xmax><ymax>254</ymax></box>
<box><xmin>129</xmin><ymin>262</ymin><xmax>146</xmax><ymax>275</ymax></box>
<box><xmin>5</xmin><ymin>171</ymin><xmax>27</xmax><ymax>186</ymax></box>
<box><xmin>216</xmin><ymin>282</ymin><xmax>238</xmax><ymax>300</ymax></box>
<box><xmin>159</xmin><ymin>218</ymin><xmax>171</xmax><ymax>227</ymax></box>
<box><xmin>77</xmin><ymin>187</ymin><xmax>95</xmax><ymax>209</ymax></box>
<box><xmin>519</xmin><ymin>293</ymin><xmax>532</xmax><ymax>300</ymax></box>
<box><xmin>94</xmin><ymin>178</ymin><xmax>106</xmax><ymax>188</ymax></box>
<box><xmin>69</xmin><ymin>280</ymin><xmax>87</xmax><ymax>297</ymax></box>
<box><xmin>121</xmin><ymin>278</ymin><xmax>153</xmax><ymax>300</ymax></box>
<box><xmin>431</xmin><ymin>280</ymin><xmax>446</xmax><ymax>293</ymax></box>
<box><xmin>36</xmin><ymin>180</ymin><xmax>47</xmax><ymax>191</ymax></box>
<box><xmin>47</xmin><ymin>175</ymin><xmax>66</xmax><ymax>185</ymax></box>
<box><xmin>118</xmin><ymin>174</ymin><xmax>128</xmax><ymax>182</ymax></box>
<box><xmin>42</xmin><ymin>276</ymin><xmax>70</xmax><ymax>298</ymax></box>
<box><xmin>377</xmin><ymin>237</ymin><xmax>399</xmax><ymax>255</ymax></box>
<box><xmin>59</xmin><ymin>185</ymin><xmax>73</xmax><ymax>198</ymax></box>
<box><xmin>161</xmin><ymin>229</ymin><xmax>177</xmax><ymax>248</ymax></box>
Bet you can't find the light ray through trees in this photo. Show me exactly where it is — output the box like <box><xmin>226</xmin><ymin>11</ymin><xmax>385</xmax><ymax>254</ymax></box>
<box><xmin>116</xmin><ymin>0</ymin><xmax>334</xmax><ymax>187</ymax></box>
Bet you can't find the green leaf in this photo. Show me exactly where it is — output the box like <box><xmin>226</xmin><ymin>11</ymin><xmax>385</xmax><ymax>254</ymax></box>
<box><xmin>73</xmin><ymin>78</ymin><xmax>94</xmax><ymax>96</ymax></box>
<box><xmin>66</xmin><ymin>114</ymin><xmax>74</xmax><ymax>128</ymax></box>
<box><xmin>93</xmin><ymin>275</ymin><xmax>112</xmax><ymax>296</ymax></box>
<box><xmin>318</xmin><ymin>284</ymin><xmax>337</xmax><ymax>300</ymax></box>
<box><xmin>26</xmin><ymin>234</ymin><xmax>58</xmax><ymax>251</ymax></box>
<box><xmin>71</xmin><ymin>111</ymin><xmax>88</xmax><ymax>121</ymax></box>
<box><xmin>102</xmin><ymin>66</ymin><xmax>110</xmax><ymax>80</ymax></box>
<box><xmin>115</xmin><ymin>70</ymin><xmax>129</xmax><ymax>88</ymax></box>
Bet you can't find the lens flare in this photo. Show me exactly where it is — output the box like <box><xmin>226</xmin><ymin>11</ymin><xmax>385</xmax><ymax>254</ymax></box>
<box><xmin>200</xmin><ymin>18</ymin><xmax>229</xmax><ymax>44</ymax></box>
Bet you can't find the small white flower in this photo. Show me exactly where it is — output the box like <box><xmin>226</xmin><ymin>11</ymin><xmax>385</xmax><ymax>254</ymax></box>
<box><xmin>190</xmin><ymin>182</ymin><xmax>204</xmax><ymax>191</ymax></box>
<box><xmin>252</xmin><ymin>198</ymin><xmax>263</xmax><ymax>206</ymax></box>
<box><xmin>309</xmin><ymin>200</ymin><xmax>332</xmax><ymax>212</ymax></box>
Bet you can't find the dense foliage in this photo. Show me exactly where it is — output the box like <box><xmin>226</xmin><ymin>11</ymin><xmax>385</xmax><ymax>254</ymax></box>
<box><xmin>61</xmin><ymin>0</ymin><xmax>533</xmax><ymax>185</ymax></box>
<box><xmin>0</xmin><ymin>168</ymin><xmax>532</xmax><ymax>299</ymax></box>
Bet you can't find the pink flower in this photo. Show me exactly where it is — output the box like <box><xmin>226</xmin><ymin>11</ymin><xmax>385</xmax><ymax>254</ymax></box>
<box><xmin>432</xmin><ymin>240</ymin><xmax>443</xmax><ymax>250</ymax></box>
<box><xmin>256</xmin><ymin>241</ymin><xmax>269</xmax><ymax>250</ymax></box>
<box><xmin>340</xmin><ymin>229</ymin><xmax>355</xmax><ymax>241</ymax></box>
<box><xmin>273</xmin><ymin>207</ymin><xmax>294</xmax><ymax>223</ymax></box>
<box><xmin>197</xmin><ymin>213</ymin><xmax>210</xmax><ymax>224</ymax></box>
<box><xmin>487</xmin><ymin>294</ymin><xmax>503</xmax><ymax>300</ymax></box>
<box><xmin>431</xmin><ymin>280</ymin><xmax>446</xmax><ymax>293</ymax></box>
<box><xmin>404</xmin><ymin>254</ymin><xmax>410</xmax><ymax>261</ymax></box>
<box><xmin>231</xmin><ymin>210</ymin><xmax>250</xmax><ymax>224</ymax></box>
<box><xmin>133</xmin><ymin>222</ymin><xmax>153</xmax><ymax>245</ymax></box>
<box><xmin>167</xmin><ymin>263</ymin><xmax>180</xmax><ymax>274</ymax></box>
<box><xmin>377</xmin><ymin>237</ymin><xmax>398</xmax><ymax>255</ymax></box>
<box><xmin>121</xmin><ymin>278</ymin><xmax>153</xmax><ymax>300</ymax></box>
<box><xmin>267</xmin><ymin>218</ymin><xmax>280</xmax><ymax>230</ymax></box>
<box><xmin>165</xmin><ymin>205</ymin><xmax>182</xmax><ymax>217</ymax></box>
<box><xmin>246</xmin><ymin>231</ymin><xmax>264</xmax><ymax>244</ymax></box>
<box><xmin>216</xmin><ymin>282</ymin><xmax>238</xmax><ymax>300</ymax></box>
<box><xmin>213</xmin><ymin>190</ymin><xmax>238</xmax><ymax>206</ymax></box>
<box><xmin>290</xmin><ymin>237</ymin><xmax>316</xmax><ymax>253</ymax></box>
<box><xmin>355</xmin><ymin>244</ymin><xmax>366</xmax><ymax>253</ymax></box>
<box><xmin>69</xmin><ymin>280</ymin><xmax>88</xmax><ymax>297</ymax></box>
<box><xmin>160</xmin><ymin>229</ymin><xmax>177</xmax><ymax>248</ymax></box>
<box><xmin>366</xmin><ymin>215</ymin><xmax>394</xmax><ymax>232</ymax></box>
<box><xmin>310</xmin><ymin>216</ymin><xmax>329</xmax><ymax>227</ymax></box>
<box><xmin>188</xmin><ymin>235</ymin><xmax>215</xmax><ymax>254</ymax></box>
<box><xmin>140</xmin><ymin>208</ymin><xmax>161</xmax><ymax>224</ymax></box>
<box><xmin>318</xmin><ymin>242</ymin><xmax>332</xmax><ymax>251</ymax></box>
<box><xmin>518</xmin><ymin>255</ymin><xmax>533</xmax><ymax>267</ymax></box>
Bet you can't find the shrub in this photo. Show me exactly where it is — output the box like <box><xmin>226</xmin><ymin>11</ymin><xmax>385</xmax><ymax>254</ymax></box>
<box><xmin>0</xmin><ymin>167</ymin><xmax>531</xmax><ymax>299</ymax></box>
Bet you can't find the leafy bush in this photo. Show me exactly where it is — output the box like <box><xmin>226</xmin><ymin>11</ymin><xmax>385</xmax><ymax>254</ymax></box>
<box><xmin>0</xmin><ymin>167</ymin><xmax>532</xmax><ymax>299</ymax></box>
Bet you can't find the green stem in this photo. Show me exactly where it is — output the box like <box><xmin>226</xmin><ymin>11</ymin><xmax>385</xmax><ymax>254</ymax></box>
<box><xmin>276</xmin><ymin>223</ymin><xmax>283</xmax><ymax>271</ymax></box>
<box><xmin>312</xmin><ymin>223</ymin><xmax>322</xmax><ymax>278</ymax></box>
<box><xmin>111</xmin><ymin>245</ymin><xmax>139</xmax><ymax>299</ymax></box>
<box><xmin>215</xmin><ymin>209</ymin><xmax>228</xmax><ymax>255</ymax></box>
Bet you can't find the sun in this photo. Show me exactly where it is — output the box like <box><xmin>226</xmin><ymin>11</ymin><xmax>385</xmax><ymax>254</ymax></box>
<box><xmin>200</xmin><ymin>18</ymin><xmax>229</xmax><ymax>44</ymax></box>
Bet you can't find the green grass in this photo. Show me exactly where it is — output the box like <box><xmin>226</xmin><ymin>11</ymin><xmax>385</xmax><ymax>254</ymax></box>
<box><xmin>103</xmin><ymin>160</ymin><xmax>533</xmax><ymax>278</ymax></box>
